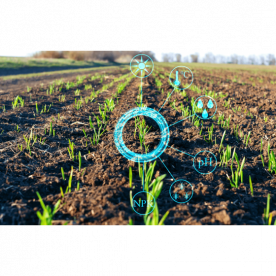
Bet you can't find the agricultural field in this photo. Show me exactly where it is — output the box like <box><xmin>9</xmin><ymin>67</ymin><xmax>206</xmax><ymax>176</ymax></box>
<box><xmin>1</xmin><ymin>60</ymin><xmax>276</xmax><ymax>225</ymax></box>
<box><xmin>0</xmin><ymin>56</ymin><xmax>118</xmax><ymax>77</ymax></box>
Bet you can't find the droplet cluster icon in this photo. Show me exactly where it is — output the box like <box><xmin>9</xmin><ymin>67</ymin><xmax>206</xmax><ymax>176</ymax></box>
<box><xmin>194</xmin><ymin>95</ymin><xmax>217</xmax><ymax>120</ymax></box>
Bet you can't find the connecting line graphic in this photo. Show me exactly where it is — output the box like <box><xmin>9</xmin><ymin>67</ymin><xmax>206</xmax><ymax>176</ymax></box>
<box><xmin>167</xmin><ymin>145</ymin><xmax>195</xmax><ymax>158</ymax></box>
<box><xmin>158</xmin><ymin>88</ymin><xmax>175</xmax><ymax>112</ymax></box>
<box><xmin>141</xmin><ymin>77</ymin><xmax>143</xmax><ymax>106</ymax></box>
<box><xmin>158</xmin><ymin>157</ymin><xmax>175</xmax><ymax>181</ymax></box>
<box><xmin>168</xmin><ymin>114</ymin><xmax>195</xmax><ymax>128</ymax></box>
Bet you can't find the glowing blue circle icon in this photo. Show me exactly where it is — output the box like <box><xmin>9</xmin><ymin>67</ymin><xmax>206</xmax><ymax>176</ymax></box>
<box><xmin>193</xmin><ymin>95</ymin><xmax>217</xmax><ymax>120</ymax></box>
<box><xmin>130</xmin><ymin>54</ymin><xmax>154</xmax><ymax>78</ymax></box>
<box><xmin>169</xmin><ymin>179</ymin><xmax>193</xmax><ymax>204</ymax></box>
<box><xmin>114</xmin><ymin>107</ymin><xmax>169</xmax><ymax>162</ymax></box>
<box><xmin>132</xmin><ymin>191</ymin><xmax>156</xmax><ymax>216</ymax></box>
<box><xmin>169</xmin><ymin>66</ymin><xmax>193</xmax><ymax>90</ymax></box>
<box><xmin>193</xmin><ymin>150</ymin><xmax>217</xmax><ymax>175</ymax></box>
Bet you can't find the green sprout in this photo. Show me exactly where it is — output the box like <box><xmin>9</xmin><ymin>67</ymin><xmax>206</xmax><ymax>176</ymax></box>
<box><xmin>249</xmin><ymin>176</ymin><xmax>254</xmax><ymax>196</ymax></box>
<box><xmin>79</xmin><ymin>151</ymin><xmax>82</xmax><ymax>172</ymax></box>
<box><xmin>36</xmin><ymin>192</ymin><xmax>61</xmax><ymax>225</ymax></box>
<box><xmin>263</xmin><ymin>194</ymin><xmax>275</xmax><ymax>225</ymax></box>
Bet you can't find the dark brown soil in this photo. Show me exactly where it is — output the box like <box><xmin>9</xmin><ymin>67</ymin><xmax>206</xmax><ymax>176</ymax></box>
<box><xmin>1</xmin><ymin>65</ymin><xmax>276</xmax><ymax>225</ymax></box>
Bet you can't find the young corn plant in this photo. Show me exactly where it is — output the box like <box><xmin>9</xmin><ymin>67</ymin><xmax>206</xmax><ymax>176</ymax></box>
<box><xmin>137</xmin><ymin>118</ymin><xmax>152</xmax><ymax>152</ymax></box>
<box><xmin>143</xmin><ymin>161</ymin><xmax>169</xmax><ymax>225</ymax></box>
<box><xmin>79</xmin><ymin>151</ymin><xmax>82</xmax><ymax>172</ymax></box>
<box><xmin>36</xmin><ymin>192</ymin><xmax>61</xmax><ymax>225</ymax></box>
<box><xmin>170</xmin><ymin>99</ymin><xmax>178</xmax><ymax>111</ymax></box>
<box><xmin>84</xmin><ymin>84</ymin><xmax>92</xmax><ymax>91</ymax></box>
<box><xmin>244</xmin><ymin>131</ymin><xmax>251</xmax><ymax>147</ymax></box>
<box><xmin>219</xmin><ymin>130</ymin><xmax>226</xmax><ymax>152</ymax></box>
<box><xmin>68</xmin><ymin>139</ymin><xmax>75</xmax><ymax>161</ymax></box>
<box><xmin>74</xmin><ymin>98</ymin><xmax>82</xmax><ymax>110</ymax></box>
<box><xmin>105</xmin><ymin>98</ymin><xmax>115</xmax><ymax>112</ymax></box>
<box><xmin>263</xmin><ymin>194</ymin><xmax>276</xmax><ymax>225</ymax></box>
<box><xmin>260</xmin><ymin>138</ymin><xmax>265</xmax><ymax>167</ymax></box>
<box><xmin>12</xmin><ymin>96</ymin><xmax>24</xmax><ymax>109</ymax></box>
<box><xmin>249</xmin><ymin>176</ymin><xmax>254</xmax><ymax>196</ymax></box>
<box><xmin>227</xmin><ymin>153</ymin><xmax>246</xmax><ymax>188</ymax></box>
<box><xmin>268</xmin><ymin>147</ymin><xmax>276</xmax><ymax>174</ymax></box>
<box><xmin>75</xmin><ymin>89</ymin><xmax>81</xmax><ymax>96</ymax></box>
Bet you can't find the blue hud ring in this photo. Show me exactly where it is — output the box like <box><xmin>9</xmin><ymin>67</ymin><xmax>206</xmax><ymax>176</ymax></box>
<box><xmin>114</xmin><ymin>107</ymin><xmax>170</xmax><ymax>162</ymax></box>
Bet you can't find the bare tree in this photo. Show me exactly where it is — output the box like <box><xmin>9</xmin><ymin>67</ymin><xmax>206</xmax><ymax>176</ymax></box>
<box><xmin>204</xmin><ymin>52</ymin><xmax>215</xmax><ymax>63</ymax></box>
<box><xmin>182</xmin><ymin>56</ymin><xmax>189</xmax><ymax>63</ymax></box>
<box><xmin>259</xmin><ymin>55</ymin><xmax>265</xmax><ymax>65</ymax></box>
<box><xmin>216</xmin><ymin>55</ymin><xmax>226</xmax><ymax>64</ymax></box>
<box><xmin>175</xmin><ymin>53</ymin><xmax>182</xmax><ymax>62</ymax></box>
<box><xmin>190</xmin><ymin>53</ymin><xmax>199</xmax><ymax>63</ymax></box>
<box><xmin>267</xmin><ymin>54</ymin><xmax>276</xmax><ymax>65</ymax></box>
<box><xmin>162</xmin><ymin>53</ymin><xmax>174</xmax><ymax>62</ymax></box>
<box><xmin>231</xmin><ymin>54</ymin><xmax>239</xmax><ymax>64</ymax></box>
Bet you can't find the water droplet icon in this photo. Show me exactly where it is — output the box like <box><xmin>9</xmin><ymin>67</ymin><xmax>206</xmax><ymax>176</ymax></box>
<box><xmin>197</xmin><ymin>99</ymin><xmax>203</xmax><ymax>109</ymax></box>
<box><xmin>202</xmin><ymin>109</ymin><xmax>208</xmax><ymax>119</ymax></box>
<box><xmin>207</xmin><ymin>99</ymin><xmax>213</xmax><ymax>109</ymax></box>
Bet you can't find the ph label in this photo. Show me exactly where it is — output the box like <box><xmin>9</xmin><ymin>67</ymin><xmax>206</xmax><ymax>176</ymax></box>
<box><xmin>198</xmin><ymin>158</ymin><xmax>212</xmax><ymax>168</ymax></box>
<box><xmin>193</xmin><ymin>151</ymin><xmax>217</xmax><ymax>175</ymax></box>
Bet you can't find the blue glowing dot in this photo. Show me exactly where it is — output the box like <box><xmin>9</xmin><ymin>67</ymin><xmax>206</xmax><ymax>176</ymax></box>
<box><xmin>139</xmin><ymin>63</ymin><xmax>145</xmax><ymax>69</ymax></box>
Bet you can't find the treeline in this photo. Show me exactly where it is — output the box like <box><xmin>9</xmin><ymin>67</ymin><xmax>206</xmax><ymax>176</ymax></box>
<box><xmin>33</xmin><ymin>51</ymin><xmax>156</xmax><ymax>62</ymax></box>
<box><xmin>162</xmin><ymin>52</ymin><xmax>276</xmax><ymax>65</ymax></box>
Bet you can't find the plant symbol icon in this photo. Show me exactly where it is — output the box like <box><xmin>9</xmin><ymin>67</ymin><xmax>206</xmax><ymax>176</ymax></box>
<box><xmin>207</xmin><ymin>99</ymin><xmax>214</xmax><ymax>109</ymax></box>
<box><xmin>197</xmin><ymin>99</ymin><xmax>203</xmax><ymax>109</ymax></box>
<box><xmin>174</xmin><ymin>193</ymin><xmax>178</xmax><ymax>200</ymax></box>
<box><xmin>202</xmin><ymin>109</ymin><xmax>208</xmax><ymax>119</ymax></box>
<box><xmin>179</xmin><ymin>183</ymin><xmax>184</xmax><ymax>190</ymax></box>
<box><xmin>185</xmin><ymin>193</ymin><xmax>189</xmax><ymax>199</ymax></box>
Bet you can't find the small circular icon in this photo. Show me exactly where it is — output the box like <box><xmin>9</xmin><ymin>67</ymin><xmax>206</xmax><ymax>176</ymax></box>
<box><xmin>169</xmin><ymin>179</ymin><xmax>193</xmax><ymax>204</ymax></box>
<box><xmin>193</xmin><ymin>150</ymin><xmax>217</xmax><ymax>175</ymax></box>
<box><xmin>130</xmin><ymin>54</ymin><xmax>154</xmax><ymax>78</ymax></box>
<box><xmin>114</xmin><ymin>107</ymin><xmax>169</xmax><ymax>162</ymax></box>
<box><xmin>132</xmin><ymin>191</ymin><xmax>156</xmax><ymax>215</ymax></box>
<box><xmin>193</xmin><ymin>95</ymin><xmax>217</xmax><ymax>120</ymax></box>
<box><xmin>169</xmin><ymin>66</ymin><xmax>193</xmax><ymax>90</ymax></box>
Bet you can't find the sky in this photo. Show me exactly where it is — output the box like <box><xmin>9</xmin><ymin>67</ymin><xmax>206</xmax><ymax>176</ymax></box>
<box><xmin>0</xmin><ymin>50</ymin><xmax>276</xmax><ymax>61</ymax></box>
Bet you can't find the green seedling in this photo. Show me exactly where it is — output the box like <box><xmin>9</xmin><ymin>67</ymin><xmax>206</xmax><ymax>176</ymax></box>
<box><xmin>74</xmin><ymin>98</ymin><xmax>82</xmax><ymax>110</ymax></box>
<box><xmin>245</xmin><ymin>131</ymin><xmax>251</xmax><ymax>147</ymax></box>
<box><xmin>170</xmin><ymin>99</ymin><xmax>177</xmax><ymax>111</ymax></box>
<box><xmin>83</xmin><ymin>129</ymin><xmax>87</xmax><ymax>138</ymax></box>
<box><xmin>79</xmin><ymin>151</ymin><xmax>81</xmax><ymax>172</ymax></box>
<box><xmin>68</xmin><ymin>166</ymin><xmax>73</xmax><ymax>193</ymax></box>
<box><xmin>61</xmin><ymin>167</ymin><xmax>66</xmax><ymax>181</ymax></box>
<box><xmin>85</xmin><ymin>84</ymin><xmax>92</xmax><ymax>91</ymax></box>
<box><xmin>208</xmin><ymin>124</ymin><xmax>214</xmax><ymax>143</ymax></box>
<box><xmin>36</xmin><ymin>192</ymin><xmax>61</xmax><ymax>225</ymax></box>
<box><xmin>219</xmin><ymin>130</ymin><xmax>226</xmax><ymax>152</ymax></box>
<box><xmin>268</xmin><ymin>148</ymin><xmax>276</xmax><ymax>174</ymax></box>
<box><xmin>263</xmin><ymin>194</ymin><xmax>273</xmax><ymax>225</ymax></box>
<box><xmin>68</xmin><ymin>139</ymin><xmax>75</xmax><ymax>161</ymax></box>
<box><xmin>105</xmin><ymin>98</ymin><xmax>115</xmax><ymax>112</ymax></box>
<box><xmin>75</xmin><ymin>89</ymin><xmax>81</xmax><ymax>96</ymax></box>
<box><xmin>249</xmin><ymin>176</ymin><xmax>254</xmax><ymax>196</ymax></box>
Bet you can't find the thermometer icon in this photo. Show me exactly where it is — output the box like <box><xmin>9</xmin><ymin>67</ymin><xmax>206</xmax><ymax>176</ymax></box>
<box><xmin>174</xmin><ymin>71</ymin><xmax>180</xmax><ymax>86</ymax></box>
